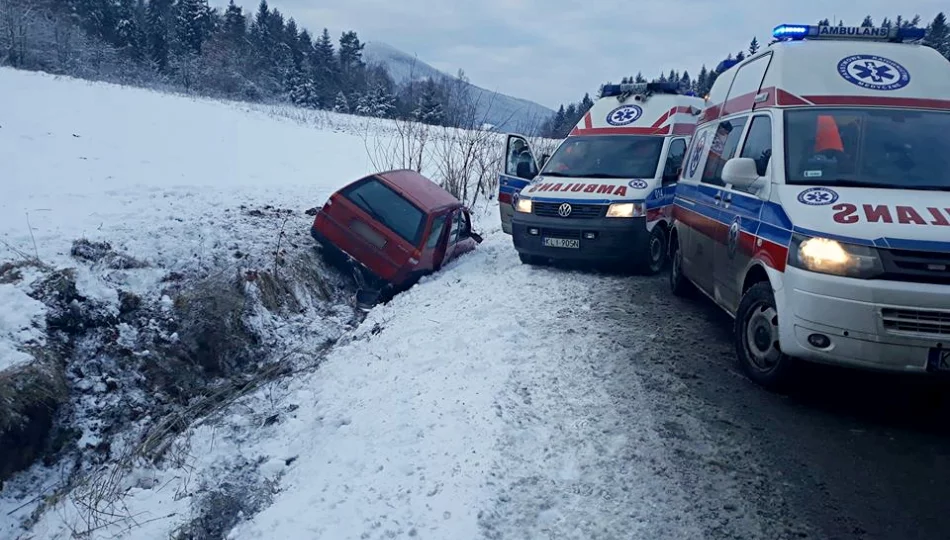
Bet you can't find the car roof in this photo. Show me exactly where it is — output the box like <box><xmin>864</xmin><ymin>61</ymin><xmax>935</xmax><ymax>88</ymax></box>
<box><xmin>377</xmin><ymin>169</ymin><xmax>461</xmax><ymax>212</ymax></box>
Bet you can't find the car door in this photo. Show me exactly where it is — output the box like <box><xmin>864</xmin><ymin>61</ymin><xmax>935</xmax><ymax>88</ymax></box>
<box><xmin>451</xmin><ymin>209</ymin><xmax>478</xmax><ymax>260</ymax></box>
<box><xmin>674</xmin><ymin>126</ymin><xmax>713</xmax><ymax>288</ymax></box>
<box><xmin>444</xmin><ymin>208</ymin><xmax>467</xmax><ymax>264</ymax></box>
<box><xmin>690</xmin><ymin>116</ymin><xmax>748</xmax><ymax>296</ymax></box>
<box><xmin>498</xmin><ymin>134</ymin><xmax>539</xmax><ymax>234</ymax></box>
<box><xmin>714</xmin><ymin>113</ymin><xmax>772</xmax><ymax>313</ymax></box>
<box><xmin>424</xmin><ymin>211</ymin><xmax>451</xmax><ymax>271</ymax></box>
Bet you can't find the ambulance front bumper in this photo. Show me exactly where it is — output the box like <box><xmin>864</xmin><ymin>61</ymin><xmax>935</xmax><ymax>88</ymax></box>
<box><xmin>510</xmin><ymin>212</ymin><xmax>647</xmax><ymax>263</ymax></box>
<box><xmin>779</xmin><ymin>266</ymin><xmax>950</xmax><ymax>374</ymax></box>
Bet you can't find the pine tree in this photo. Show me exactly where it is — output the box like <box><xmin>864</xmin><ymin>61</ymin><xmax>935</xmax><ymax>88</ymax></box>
<box><xmin>312</xmin><ymin>28</ymin><xmax>338</xmax><ymax>101</ymax></box>
<box><xmin>695</xmin><ymin>65</ymin><xmax>708</xmax><ymax>95</ymax></box>
<box><xmin>861</xmin><ymin>16</ymin><xmax>874</xmax><ymax>27</ymax></box>
<box><xmin>175</xmin><ymin>0</ymin><xmax>211</xmax><ymax>55</ymax></box>
<box><xmin>679</xmin><ymin>71</ymin><xmax>691</xmax><ymax>92</ymax></box>
<box><xmin>735</xmin><ymin>50</ymin><xmax>745</xmax><ymax>61</ymax></box>
<box><xmin>580</xmin><ymin>93</ymin><xmax>594</xmax><ymax>112</ymax></box>
<box><xmin>222</xmin><ymin>0</ymin><xmax>246</xmax><ymax>43</ymax></box>
<box><xmin>115</xmin><ymin>0</ymin><xmax>145</xmax><ymax>60</ymax></box>
<box><xmin>881</xmin><ymin>17</ymin><xmax>893</xmax><ymax>29</ymax></box>
<box><xmin>634</xmin><ymin>72</ymin><xmax>646</xmax><ymax>83</ymax></box>
<box><xmin>414</xmin><ymin>80</ymin><xmax>444</xmax><ymax>125</ymax></box>
<box><xmin>146</xmin><ymin>0</ymin><xmax>174</xmax><ymax>70</ymax></box>
<box><xmin>926</xmin><ymin>12</ymin><xmax>950</xmax><ymax>59</ymax></box>
<box><xmin>333</xmin><ymin>91</ymin><xmax>349</xmax><ymax>113</ymax></box>
<box><xmin>818</xmin><ymin>18</ymin><xmax>831</xmax><ymax>26</ymax></box>
<box><xmin>748</xmin><ymin>36</ymin><xmax>759</xmax><ymax>55</ymax></box>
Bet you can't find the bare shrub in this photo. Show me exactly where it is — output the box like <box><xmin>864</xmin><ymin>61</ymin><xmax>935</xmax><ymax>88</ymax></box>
<box><xmin>359</xmin><ymin>115</ymin><xmax>431</xmax><ymax>173</ymax></box>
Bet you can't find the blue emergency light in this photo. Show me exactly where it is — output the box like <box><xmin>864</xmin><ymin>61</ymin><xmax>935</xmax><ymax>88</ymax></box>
<box><xmin>601</xmin><ymin>81</ymin><xmax>681</xmax><ymax>98</ymax></box>
<box><xmin>772</xmin><ymin>23</ymin><xmax>926</xmax><ymax>42</ymax></box>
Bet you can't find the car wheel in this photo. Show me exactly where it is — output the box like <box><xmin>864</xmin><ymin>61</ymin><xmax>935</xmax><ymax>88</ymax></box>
<box><xmin>669</xmin><ymin>236</ymin><xmax>694</xmax><ymax>297</ymax></box>
<box><xmin>734</xmin><ymin>281</ymin><xmax>796</xmax><ymax>391</ymax></box>
<box><xmin>639</xmin><ymin>226</ymin><xmax>668</xmax><ymax>275</ymax></box>
<box><xmin>519</xmin><ymin>253</ymin><xmax>541</xmax><ymax>265</ymax></box>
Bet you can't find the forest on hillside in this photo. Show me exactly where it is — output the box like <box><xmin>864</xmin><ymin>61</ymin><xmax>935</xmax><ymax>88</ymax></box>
<box><xmin>541</xmin><ymin>13</ymin><xmax>950</xmax><ymax>138</ymax></box>
<box><xmin>2</xmin><ymin>1</ymin><xmax>949</xmax><ymax>139</ymax></box>
<box><xmin>0</xmin><ymin>0</ymin><xmax>487</xmax><ymax>129</ymax></box>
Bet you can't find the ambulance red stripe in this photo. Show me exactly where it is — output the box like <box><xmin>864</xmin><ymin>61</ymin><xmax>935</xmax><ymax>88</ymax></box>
<box><xmin>583</xmin><ymin>111</ymin><xmax>593</xmax><ymax>129</ymax></box>
<box><xmin>673</xmin><ymin>204</ymin><xmax>789</xmax><ymax>272</ymax></box>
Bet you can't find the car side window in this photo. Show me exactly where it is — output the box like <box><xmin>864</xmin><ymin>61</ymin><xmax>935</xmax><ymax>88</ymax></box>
<box><xmin>425</xmin><ymin>214</ymin><xmax>447</xmax><ymax>249</ymax></box>
<box><xmin>739</xmin><ymin>115</ymin><xmax>772</xmax><ymax>180</ymax></box>
<box><xmin>663</xmin><ymin>138</ymin><xmax>688</xmax><ymax>184</ymax></box>
<box><xmin>701</xmin><ymin>117</ymin><xmax>748</xmax><ymax>187</ymax></box>
<box><xmin>448</xmin><ymin>211</ymin><xmax>462</xmax><ymax>243</ymax></box>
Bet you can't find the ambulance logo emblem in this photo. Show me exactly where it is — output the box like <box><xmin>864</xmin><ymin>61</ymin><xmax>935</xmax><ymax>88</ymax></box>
<box><xmin>687</xmin><ymin>131</ymin><xmax>708</xmax><ymax>177</ymax></box>
<box><xmin>628</xmin><ymin>179</ymin><xmax>649</xmax><ymax>189</ymax></box>
<box><xmin>606</xmin><ymin>104</ymin><xmax>643</xmax><ymax>126</ymax></box>
<box><xmin>727</xmin><ymin>217</ymin><xmax>741</xmax><ymax>258</ymax></box>
<box><xmin>837</xmin><ymin>55</ymin><xmax>910</xmax><ymax>91</ymax></box>
<box><xmin>797</xmin><ymin>187</ymin><xmax>840</xmax><ymax>206</ymax></box>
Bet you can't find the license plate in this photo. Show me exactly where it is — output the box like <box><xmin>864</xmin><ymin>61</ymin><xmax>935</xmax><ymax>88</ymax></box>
<box><xmin>929</xmin><ymin>347</ymin><xmax>950</xmax><ymax>372</ymax></box>
<box><xmin>542</xmin><ymin>237</ymin><xmax>580</xmax><ymax>249</ymax></box>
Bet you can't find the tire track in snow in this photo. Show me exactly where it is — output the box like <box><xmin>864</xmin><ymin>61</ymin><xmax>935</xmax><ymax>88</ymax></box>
<box><xmin>471</xmin><ymin>240</ymin><xmax>708</xmax><ymax>539</ymax></box>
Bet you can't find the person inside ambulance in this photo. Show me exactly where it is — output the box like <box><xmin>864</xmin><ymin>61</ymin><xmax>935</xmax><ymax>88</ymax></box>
<box><xmin>508</xmin><ymin>138</ymin><xmax>536</xmax><ymax>179</ymax></box>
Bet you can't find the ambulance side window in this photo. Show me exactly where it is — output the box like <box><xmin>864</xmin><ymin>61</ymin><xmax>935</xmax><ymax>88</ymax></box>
<box><xmin>739</xmin><ymin>115</ymin><xmax>772</xmax><ymax>183</ymax></box>
<box><xmin>663</xmin><ymin>138</ymin><xmax>688</xmax><ymax>184</ymax></box>
<box><xmin>701</xmin><ymin>117</ymin><xmax>748</xmax><ymax>187</ymax></box>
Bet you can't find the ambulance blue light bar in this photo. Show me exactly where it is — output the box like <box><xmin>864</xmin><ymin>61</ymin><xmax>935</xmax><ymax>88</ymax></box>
<box><xmin>772</xmin><ymin>23</ymin><xmax>926</xmax><ymax>42</ymax></box>
<box><xmin>601</xmin><ymin>82</ymin><xmax>681</xmax><ymax>97</ymax></box>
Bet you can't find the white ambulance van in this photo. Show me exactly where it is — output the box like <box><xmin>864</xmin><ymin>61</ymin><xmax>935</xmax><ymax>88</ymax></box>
<box><xmin>497</xmin><ymin>83</ymin><xmax>706</xmax><ymax>273</ymax></box>
<box><xmin>670</xmin><ymin>23</ymin><xmax>950</xmax><ymax>389</ymax></box>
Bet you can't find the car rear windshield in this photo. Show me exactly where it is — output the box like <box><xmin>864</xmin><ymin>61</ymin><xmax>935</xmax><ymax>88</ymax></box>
<box><xmin>342</xmin><ymin>177</ymin><xmax>427</xmax><ymax>246</ymax></box>
<box><xmin>785</xmin><ymin>108</ymin><xmax>950</xmax><ymax>191</ymax></box>
<box><xmin>540</xmin><ymin>135</ymin><xmax>664</xmax><ymax>179</ymax></box>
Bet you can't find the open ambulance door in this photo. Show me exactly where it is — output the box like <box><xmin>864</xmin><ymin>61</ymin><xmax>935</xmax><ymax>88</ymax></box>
<box><xmin>498</xmin><ymin>134</ymin><xmax>541</xmax><ymax>234</ymax></box>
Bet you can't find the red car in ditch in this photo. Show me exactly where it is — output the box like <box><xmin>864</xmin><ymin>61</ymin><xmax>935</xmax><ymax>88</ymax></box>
<box><xmin>310</xmin><ymin>169</ymin><xmax>483</xmax><ymax>303</ymax></box>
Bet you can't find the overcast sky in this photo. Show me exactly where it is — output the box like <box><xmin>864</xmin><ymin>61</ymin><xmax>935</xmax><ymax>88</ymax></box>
<box><xmin>211</xmin><ymin>0</ymin><xmax>946</xmax><ymax>110</ymax></box>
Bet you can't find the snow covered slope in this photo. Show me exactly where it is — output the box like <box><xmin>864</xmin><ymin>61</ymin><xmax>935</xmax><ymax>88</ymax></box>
<box><xmin>0</xmin><ymin>68</ymin><xmax>755</xmax><ymax>540</ymax></box>
<box><xmin>363</xmin><ymin>41</ymin><xmax>554</xmax><ymax>134</ymax></box>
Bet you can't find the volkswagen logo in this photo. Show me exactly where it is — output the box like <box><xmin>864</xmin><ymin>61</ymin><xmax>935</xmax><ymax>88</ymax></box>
<box><xmin>557</xmin><ymin>203</ymin><xmax>572</xmax><ymax>217</ymax></box>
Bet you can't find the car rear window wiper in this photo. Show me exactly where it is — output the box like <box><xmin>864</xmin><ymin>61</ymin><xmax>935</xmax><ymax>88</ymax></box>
<box><xmin>354</xmin><ymin>193</ymin><xmax>385</xmax><ymax>221</ymax></box>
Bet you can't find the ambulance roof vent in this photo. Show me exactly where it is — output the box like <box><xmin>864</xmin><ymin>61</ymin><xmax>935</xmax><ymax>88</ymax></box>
<box><xmin>772</xmin><ymin>23</ymin><xmax>926</xmax><ymax>43</ymax></box>
<box><xmin>600</xmin><ymin>82</ymin><xmax>685</xmax><ymax>100</ymax></box>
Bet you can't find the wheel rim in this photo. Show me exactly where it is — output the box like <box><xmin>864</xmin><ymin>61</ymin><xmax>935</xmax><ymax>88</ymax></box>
<box><xmin>744</xmin><ymin>302</ymin><xmax>782</xmax><ymax>372</ymax></box>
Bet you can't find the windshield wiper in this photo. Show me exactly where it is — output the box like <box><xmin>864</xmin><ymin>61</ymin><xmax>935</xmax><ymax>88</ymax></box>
<box><xmin>577</xmin><ymin>173</ymin><xmax>631</xmax><ymax>179</ymax></box>
<box><xmin>539</xmin><ymin>171</ymin><xmax>575</xmax><ymax>177</ymax></box>
<box><xmin>354</xmin><ymin>193</ymin><xmax>385</xmax><ymax>221</ymax></box>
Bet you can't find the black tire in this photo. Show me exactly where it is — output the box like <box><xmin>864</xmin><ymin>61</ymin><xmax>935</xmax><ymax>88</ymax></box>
<box><xmin>669</xmin><ymin>234</ymin><xmax>694</xmax><ymax>297</ymax></box>
<box><xmin>734</xmin><ymin>281</ymin><xmax>796</xmax><ymax>391</ymax></box>
<box><xmin>638</xmin><ymin>226</ymin><xmax>668</xmax><ymax>275</ymax></box>
<box><xmin>519</xmin><ymin>253</ymin><xmax>542</xmax><ymax>265</ymax></box>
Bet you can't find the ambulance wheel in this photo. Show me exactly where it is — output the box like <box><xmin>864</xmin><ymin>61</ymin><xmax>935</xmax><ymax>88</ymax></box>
<box><xmin>638</xmin><ymin>226</ymin><xmax>667</xmax><ymax>275</ymax></box>
<box><xmin>519</xmin><ymin>253</ymin><xmax>542</xmax><ymax>266</ymax></box>
<box><xmin>669</xmin><ymin>236</ymin><xmax>694</xmax><ymax>297</ymax></box>
<box><xmin>735</xmin><ymin>282</ymin><xmax>796</xmax><ymax>391</ymax></box>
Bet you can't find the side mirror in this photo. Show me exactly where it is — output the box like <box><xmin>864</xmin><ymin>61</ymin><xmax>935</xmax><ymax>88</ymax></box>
<box><xmin>721</xmin><ymin>157</ymin><xmax>760</xmax><ymax>189</ymax></box>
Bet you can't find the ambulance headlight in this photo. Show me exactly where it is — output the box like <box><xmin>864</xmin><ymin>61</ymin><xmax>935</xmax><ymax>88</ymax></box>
<box><xmin>788</xmin><ymin>235</ymin><xmax>884</xmax><ymax>279</ymax></box>
<box><xmin>515</xmin><ymin>197</ymin><xmax>532</xmax><ymax>213</ymax></box>
<box><xmin>606</xmin><ymin>202</ymin><xmax>644</xmax><ymax>218</ymax></box>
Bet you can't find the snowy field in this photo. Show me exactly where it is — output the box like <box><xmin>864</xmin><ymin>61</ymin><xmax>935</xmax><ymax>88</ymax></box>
<box><xmin>0</xmin><ymin>68</ymin><xmax>735</xmax><ymax>539</ymax></box>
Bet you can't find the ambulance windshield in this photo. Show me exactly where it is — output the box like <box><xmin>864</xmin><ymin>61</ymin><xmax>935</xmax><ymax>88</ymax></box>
<box><xmin>540</xmin><ymin>135</ymin><xmax>664</xmax><ymax>179</ymax></box>
<box><xmin>785</xmin><ymin>108</ymin><xmax>950</xmax><ymax>191</ymax></box>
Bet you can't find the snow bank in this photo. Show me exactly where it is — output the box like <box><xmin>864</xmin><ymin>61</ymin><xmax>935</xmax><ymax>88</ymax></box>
<box><xmin>0</xmin><ymin>277</ymin><xmax>46</xmax><ymax>372</ymax></box>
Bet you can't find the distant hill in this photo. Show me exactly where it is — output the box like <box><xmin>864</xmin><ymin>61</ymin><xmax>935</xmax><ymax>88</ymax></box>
<box><xmin>363</xmin><ymin>41</ymin><xmax>554</xmax><ymax>135</ymax></box>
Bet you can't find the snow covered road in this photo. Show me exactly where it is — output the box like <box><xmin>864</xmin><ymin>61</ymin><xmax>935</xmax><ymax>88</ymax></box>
<box><xmin>228</xmin><ymin>230</ymin><xmax>711</xmax><ymax>539</ymax></box>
